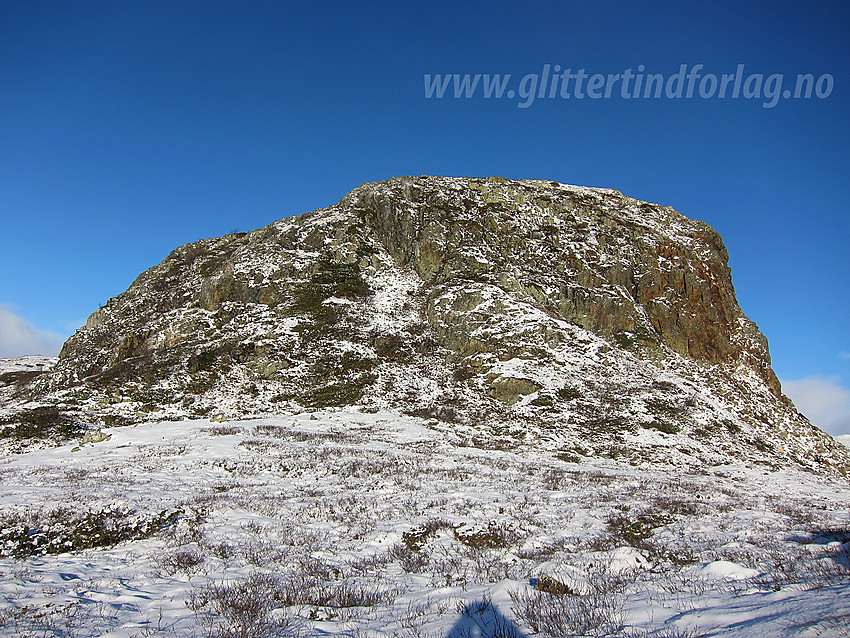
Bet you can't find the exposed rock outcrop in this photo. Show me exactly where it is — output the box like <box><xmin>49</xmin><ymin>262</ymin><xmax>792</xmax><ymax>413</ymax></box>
<box><xmin>20</xmin><ymin>176</ymin><xmax>848</xmax><ymax>473</ymax></box>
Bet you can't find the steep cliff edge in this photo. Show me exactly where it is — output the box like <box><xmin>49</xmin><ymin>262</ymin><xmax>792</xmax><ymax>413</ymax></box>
<box><xmin>13</xmin><ymin>176</ymin><xmax>847</xmax><ymax>472</ymax></box>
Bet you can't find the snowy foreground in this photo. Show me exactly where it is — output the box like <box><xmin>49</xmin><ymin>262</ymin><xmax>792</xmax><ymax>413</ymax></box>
<box><xmin>1</xmin><ymin>410</ymin><xmax>848</xmax><ymax>637</ymax></box>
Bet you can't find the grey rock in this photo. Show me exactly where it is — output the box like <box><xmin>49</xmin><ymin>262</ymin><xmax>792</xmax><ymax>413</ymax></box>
<box><xmin>27</xmin><ymin>176</ymin><xmax>848</xmax><ymax>474</ymax></box>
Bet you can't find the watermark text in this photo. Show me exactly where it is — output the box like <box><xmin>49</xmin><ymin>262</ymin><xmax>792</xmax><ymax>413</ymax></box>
<box><xmin>424</xmin><ymin>64</ymin><xmax>834</xmax><ymax>109</ymax></box>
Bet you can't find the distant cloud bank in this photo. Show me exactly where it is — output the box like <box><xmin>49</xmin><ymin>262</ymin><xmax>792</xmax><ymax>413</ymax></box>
<box><xmin>0</xmin><ymin>306</ymin><xmax>66</xmax><ymax>358</ymax></box>
<box><xmin>782</xmin><ymin>375</ymin><xmax>850</xmax><ymax>438</ymax></box>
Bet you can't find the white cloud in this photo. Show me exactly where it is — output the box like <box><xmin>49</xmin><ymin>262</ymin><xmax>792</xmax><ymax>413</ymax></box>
<box><xmin>781</xmin><ymin>375</ymin><xmax>850</xmax><ymax>438</ymax></box>
<box><xmin>0</xmin><ymin>306</ymin><xmax>66</xmax><ymax>358</ymax></box>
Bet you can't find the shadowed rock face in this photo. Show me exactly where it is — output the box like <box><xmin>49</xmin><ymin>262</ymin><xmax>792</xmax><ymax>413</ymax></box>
<box><xmin>346</xmin><ymin>177</ymin><xmax>778</xmax><ymax>393</ymax></box>
<box><xmin>359</xmin><ymin>183</ymin><xmax>719</xmax><ymax>346</ymax></box>
<box><xmin>37</xmin><ymin>176</ymin><xmax>847</xmax><ymax>472</ymax></box>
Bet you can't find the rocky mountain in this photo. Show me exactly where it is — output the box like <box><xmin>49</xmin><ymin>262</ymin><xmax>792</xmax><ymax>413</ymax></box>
<box><xmin>9</xmin><ymin>176</ymin><xmax>849</xmax><ymax>472</ymax></box>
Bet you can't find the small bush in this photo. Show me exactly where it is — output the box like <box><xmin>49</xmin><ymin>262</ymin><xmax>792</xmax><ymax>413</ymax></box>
<box><xmin>407</xmin><ymin>404</ymin><xmax>458</xmax><ymax>423</ymax></box>
<box><xmin>294</xmin><ymin>578</ymin><xmax>394</xmax><ymax>608</ymax></box>
<box><xmin>237</xmin><ymin>537</ymin><xmax>288</xmax><ymax>567</ymax></box>
<box><xmin>455</xmin><ymin>521</ymin><xmax>522</xmax><ymax>550</ymax></box>
<box><xmin>510</xmin><ymin>586</ymin><xmax>625</xmax><ymax>637</ymax></box>
<box><xmin>0</xmin><ymin>370</ymin><xmax>45</xmax><ymax>398</ymax></box>
<box><xmin>158</xmin><ymin>547</ymin><xmax>206</xmax><ymax>575</ymax></box>
<box><xmin>0</xmin><ymin>599</ymin><xmax>117</xmax><ymax>637</ymax></box>
<box><xmin>188</xmin><ymin>572</ymin><xmax>298</xmax><ymax>638</ymax></box>
<box><xmin>644</xmin><ymin>397</ymin><xmax>687</xmax><ymax>417</ymax></box>
<box><xmin>557</xmin><ymin>386</ymin><xmax>582</xmax><ymax>401</ymax></box>
<box><xmin>290</xmin><ymin>259</ymin><xmax>371</xmax><ymax>316</ymax></box>
<box><xmin>602</xmin><ymin>510</ymin><xmax>673</xmax><ymax>550</ymax></box>
<box><xmin>402</xmin><ymin>518</ymin><xmax>455</xmax><ymax>551</ymax></box>
<box><xmin>555</xmin><ymin>444</ymin><xmax>589</xmax><ymax>463</ymax></box>
<box><xmin>613</xmin><ymin>331</ymin><xmax>636</xmax><ymax>349</ymax></box>
<box><xmin>0</xmin><ymin>506</ymin><xmax>180</xmax><ymax>557</ymax></box>
<box><xmin>542</xmin><ymin>468</ymin><xmax>571</xmax><ymax>490</ymax></box>
<box><xmin>207</xmin><ymin>425</ymin><xmax>242</xmax><ymax>436</ymax></box>
<box><xmin>0</xmin><ymin>407</ymin><xmax>84</xmax><ymax>441</ymax></box>
<box><xmin>584</xmin><ymin>416</ymin><xmax>633</xmax><ymax>435</ymax></box>
<box><xmin>374</xmin><ymin>333</ymin><xmax>410</xmax><ymax>362</ymax></box>
<box><xmin>386</xmin><ymin>542</ymin><xmax>429</xmax><ymax>573</ymax></box>
<box><xmin>300</xmin><ymin>373</ymin><xmax>375</xmax><ymax>408</ymax></box>
<box><xmin>642</xmin><ymin>420</ymin><xmax>681</xmax><ymax>435</ymax></box>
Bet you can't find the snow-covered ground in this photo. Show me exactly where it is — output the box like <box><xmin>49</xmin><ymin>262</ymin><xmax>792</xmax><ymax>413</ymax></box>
<box><xmin>0</xmin><ymin>356</ymin><xmax>57</xmax><ymax>374</ymax></box>
<box><xmin>0</xmin><ymin>409</ymin><xmax>848</xmax><ymax>636</ymax></box>
<box><xmin>0</xmin><ymin>356</ymin><xmax>58</xmax><ymax>423</ymax></box>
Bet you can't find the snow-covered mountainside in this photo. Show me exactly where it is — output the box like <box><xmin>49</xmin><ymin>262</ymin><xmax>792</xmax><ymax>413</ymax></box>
<box><xmin>5</xmin><ymin>176</ymin><xmax>848</xmax><ymax>472</ymax></box>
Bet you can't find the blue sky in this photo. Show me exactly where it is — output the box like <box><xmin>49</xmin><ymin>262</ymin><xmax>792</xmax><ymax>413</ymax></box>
<box><xmin>1</xmin><ymin>1</ymin><xmax>848</xmax><ymax>434</ymax></box>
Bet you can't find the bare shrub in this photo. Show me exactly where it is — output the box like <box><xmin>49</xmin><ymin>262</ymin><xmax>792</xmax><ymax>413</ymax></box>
<box><xmin>187</xmin><ymin>572</ymin><xmax>299</xmax><ymax>638</ymax></box>
<box><xmin>334</xmin><ymin>456</ymin><xmax>397</xmax><ymax>479</ymax></box>
<box><xmin>392</xmin><ymin>598</ymin><xmax>443</xmax><ymax>636</ymax></box>
<box><xmin>593</xmin><ymin>508</ymin><xmax>673</xmax><ymax>553</ymax></box>
<box><xmin>654</xmin><ymin>569</ymin><xmax>716</xmax><ymax>598</ymax></box>
<box><xmin>160</xmin><ymin>507</ymin><xmax>207</xmax><ymax>545</ymax></box>
<box><xmin>238</xmin><ymin>438</ymin><xmax>284</xmax><ymax>453</ymax></box>
<box><xmin>0</xmin><ymin>599</ymin><xmax>118</xmax><ymax>638</ymax></box>
<box><xmin>746</xmin><ymin>546</ymin><xmax>809</xmax><ymax>591</ymax></box>
<box><xmin>288</xmin><ymin>429</ymin><xmax>358</xmax><ymax>443</ymax></box>
<box><xmin>157</xmin><ymin>547</ymin><xmax>206</xmax><ymax>575</ymax></box>
<box><xmin>796</xmin><ymin>610</ymin><xmax>850</xmax><ymax>636</ymax></box>
<box><xmin>386</xmin><ymin>542</ymin><xmax>429</xmax><ymax>573</ymax></box>
<box><xmin>204</xmin><ymin>540</ymin><xmax>236</xmax><ymax>559</ymax></box>
<box><xmin>510</xmin><ymin>586</ymin><xmax>625</xmax><ymax>637</ymax></box>
<box><xmin>516</xmin><ymin>537</ymin><xmax>575</xmax><ymax>561</ymax></box>
<box><xmin>276</xmin><ymin>523</ymin><xmax>326</xmax><ymax>552</ymax></box>
<box><xmin>402</xmin><ymin>517</ymin><xmax>455</xmax><ymax>551</ymax></box>
<box><xmin>293</xmin><ymin>579</ymin><xmax>395</xmax><ymax>608</ymax></box>
<box><xmin>237</xmin><ymin>537</ymin><xmax>289</xmax><ymax>567</ymax></box>
<box><xmin>541</xmin><ymin>468</ymin><xmax>570</xmax><ymax>491</ymax></box>
<box><xmin>453</xmin><ymin>595</ymin><xmax>525</xmax><ymax>638</ymax></box>
<box><xmin>458</xmin><ymin>545</ymin><xmax>525</xmax><ymax>584</ymax></box>
<box><xmin>576</xmin><ymin>471</ymin><xmax>620</xmax><ymax>487</ymax></box>
<box><xmin>743</xmin><ymin>541</ymin><xmax>850</xmax><ymax>592</ymax></box>
<box><xmin>207</xmin><ymin>425</ymin><xmax>242</xmax><ymax>436</ymax></box>
<box><xmin>650</xmin><ymin>493</ymin><xmax>706</xmax><ymax>518</ymax></box>
<box><xmin>425</xmin><ymin>542</ymin><xmax>473</xmax><ymax>588</ymax></box>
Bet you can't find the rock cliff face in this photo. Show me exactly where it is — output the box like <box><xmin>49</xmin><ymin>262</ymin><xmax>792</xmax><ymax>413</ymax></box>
<box><xmin>29</xmin><ymin>176</ymin><xmax>849</xmax><ymax>472</ymax></box>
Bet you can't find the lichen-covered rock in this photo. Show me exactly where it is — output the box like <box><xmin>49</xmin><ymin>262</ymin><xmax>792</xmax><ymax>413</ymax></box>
<box><xmin>23</xmin><ymin>176</ymin><xmax>849</xmax><ymax>473</ymax></box>
<box><xmin>80</xmin><ymin>429</ymin><xmax>110</xmax><ymax>444</ymax></box>
<box><xmin>489</xmin><ymin>377</ymin><xmax>541</xmax><ymax>405</ymax></box>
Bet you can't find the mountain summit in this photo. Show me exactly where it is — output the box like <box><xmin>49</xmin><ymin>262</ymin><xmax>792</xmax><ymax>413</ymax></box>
<box><xmin>19</xmin><ymin>176</ymin><xmax>849</xmax><ymax>472</ymax></box>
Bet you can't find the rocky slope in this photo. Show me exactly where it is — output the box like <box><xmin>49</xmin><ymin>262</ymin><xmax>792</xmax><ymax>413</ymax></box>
<box><xmin>7</xmin><ymin>176</ymin><xmax>849</xmax><ymax>472</ymax></box>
